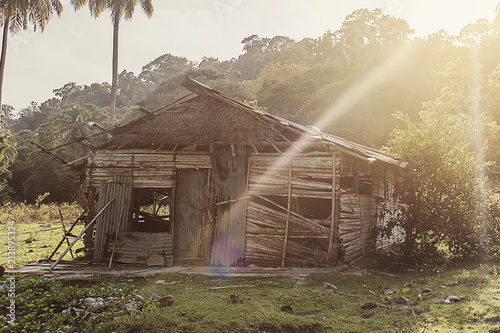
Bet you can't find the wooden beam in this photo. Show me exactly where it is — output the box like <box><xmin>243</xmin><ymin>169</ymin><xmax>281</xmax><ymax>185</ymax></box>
<box><xmin>30</xmin><ymin>142</ymin><xmax>69</xmax><ymax>165</ymax></box>
<box><xmin>279</xmin><ymin>134</ymin><xmax>303</xmax><ymax>152</ymax></box>
<box><xmin>138</xmin><ymin>107</ymin><xmax>155</xmax><ymax>116</ymax></box>
<box><xmin>248</xmin><ymin>142</ymin><xmax>259</xmax><ymax>155</ymax></box>
<box><xmin>156</xmin><ymin>142</ymin><xmax>165</xmax><ymax>151</ymax></box>
<box><xmin>266</xmin><ymin>138</ymin><xmax>282</xmax><ymax>154</ymax></box>
<box><xmin>281</xmin><ymin>157</ymin><xmax>292</xmax><ymax>268</ymax></box>
<box><xmin>91</xmin><ymin>122</ymin><xmax>107</xmax><ymax>132</ymax></box>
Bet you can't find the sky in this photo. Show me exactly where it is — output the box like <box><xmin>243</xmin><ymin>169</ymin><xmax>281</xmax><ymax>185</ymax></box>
<box><xmin>2</xmin><ymin>0</ymin><xmax>499</xmax><ymax>111</ymax></box>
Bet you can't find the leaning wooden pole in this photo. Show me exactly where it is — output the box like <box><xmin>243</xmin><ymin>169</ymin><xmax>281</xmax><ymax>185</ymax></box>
<box><xmin>47</xmin><ymin>210</ymin><xmax>87</xmax><ymax>260</ymax></box>
<box><xmin>49</xmin><ymin>200</ymin><xmax>115</xmax><ymax>271</ymax></box>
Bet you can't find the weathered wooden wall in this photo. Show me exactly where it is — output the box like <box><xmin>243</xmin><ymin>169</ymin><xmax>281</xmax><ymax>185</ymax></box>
<box><xmin>338</xmin><ymin>194</ymin><xmax>377</xmax><ymax>261</ymax></box>
<box><xmin>211</xmin><ymin>147</ymin><xmax>247</xmax><ymax>266</ymax></box>
<box><xmin>86</xmin><ymin>150</ymin><xmax>211</xmax><ymax>188</ymax></box>
<box><xmin>245</xmin><ymin>153</ymin><xmax>340</xmax><ymax>267</ymax></box>
<box><xmin>103</xmin><ymin>232</ymin><xmax>173</xmax><ymax>266</ymax></box>
<box><xmin>93</xmin><ymin>176</ymin><xmax>133</xmax><ymax>262</ymax></box>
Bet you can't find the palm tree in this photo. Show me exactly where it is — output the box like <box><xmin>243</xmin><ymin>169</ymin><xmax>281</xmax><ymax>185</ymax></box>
<box><xmin>0</xmin><ymin>0</ymin><xmax>63</xmax><ymax>109</ymax></box>
<box><xmin>71</xmin><ymin>0</ymin><xmax>154</xmax><ymax>126</ymax></box>
<box><xmin>0</xmin><ymin>126</ymin><xmax>16</xmax><ymax>168</ymax></box>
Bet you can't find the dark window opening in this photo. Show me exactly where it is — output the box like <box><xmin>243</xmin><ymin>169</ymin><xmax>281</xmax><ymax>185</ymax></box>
<box><xmin>131</xmin><ymin>188</ymin><xmax>171</xmax><ymax>233</ymax></box>
<box><xmin>253</xmin><ymin>195</ymin><xmax>332</xmax><ymax>220</ymax></box>
<box><xmin>296</xmin><ymin>197</ymin><xmax>332</xmax><ymax>220</ymax></box>
<box><xmin>358</xmin><ymin>174</ymin><xmax>373</xmax><ymax>195</ymax></box>
<box><xmin>340</xmin><ymin>172</ymin><xmax>372</xmax><ymax>195</ymax></box>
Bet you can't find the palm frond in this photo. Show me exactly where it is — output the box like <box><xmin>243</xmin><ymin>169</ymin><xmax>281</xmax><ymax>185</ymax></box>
<box><xmin>140</xmin><ymin>0</ymin><xmax>153</xmax><ymax>18</ymax></box>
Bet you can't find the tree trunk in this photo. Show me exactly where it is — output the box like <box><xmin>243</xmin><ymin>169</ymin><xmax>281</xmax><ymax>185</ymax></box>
<box><xmin>0</xmin><ymin>16</ymin><xmax>10</xmax><ymax>111</ymax></box>
<box><xmin>109</xmin><ymin>10</ymin><xmax>120</xmax><ymax>127</ymax></box>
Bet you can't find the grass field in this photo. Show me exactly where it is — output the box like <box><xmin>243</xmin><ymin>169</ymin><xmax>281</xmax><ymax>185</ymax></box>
<box><xmin>0</xmin><ymin>202</ymin><xmax>84</xmax><ymax>267</ymax></box>
<box><xmin>0</xmin><ymin>203</ymin><xmax>499</xmax><ymax>332</ymax></box>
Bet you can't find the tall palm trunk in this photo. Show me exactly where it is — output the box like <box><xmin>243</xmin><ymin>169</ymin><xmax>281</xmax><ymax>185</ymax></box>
<box><xmin>109</xmin><ymin>9</ymin><xmax>120</xmax><ymax>127</ymax></box>
<box><xmin>0</xmin><ymin>15</ymin><xmax>10</xmax><ymax>111</ymax></box>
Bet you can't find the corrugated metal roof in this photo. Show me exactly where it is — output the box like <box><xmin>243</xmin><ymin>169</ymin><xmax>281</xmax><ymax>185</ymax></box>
<box><xmin>181</xmin><ymin>77</ymin><xmax>407</xmax><ymax>168</ymax></box>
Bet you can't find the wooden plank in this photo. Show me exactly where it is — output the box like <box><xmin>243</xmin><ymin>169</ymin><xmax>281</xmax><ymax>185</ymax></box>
<box><xmin>281</xmin><ymin>157</ymin><xmax>292</xmax><ymax>267</ymax></box>
<box><xmin>327</xmin><ymin>153</ymin><xmax>336</xmax><ymax>262</ymax></box>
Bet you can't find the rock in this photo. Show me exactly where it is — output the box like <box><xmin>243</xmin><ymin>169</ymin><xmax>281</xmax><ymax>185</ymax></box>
<box><xmin>361</xmin><ymin>301</ymin><xmax>380</xmax><ymax>310</ymax></box>
<box><xmin>83</xmin><ymin>297</ymin><xmax>96</xmax><ymax>305</ymax></box>
<box><xmin>147</xmin><ymin>254</ymin><xmax>165</xmax><ymax>267</ymax></box>
<box><xmin>421</xmin><ymin>288</ymin><xmax>432</xmax><ymax>293</ymax></box>
<box><xmin>155</xmin><ymin>280</ymin><xmax>165</xmax><ymax>284</ymax></box>
<box><xmin>112</xmin><ymin>310</ymin><xmax>126</xmax><ymax>317</ymax></box>
<box><xmin>303</xmin><ymin>314</ymin><xmax>316</xmax><ymax>319</ymax></box>
<box><xmin>446</xmin><ymin>295</ymin><xmax>461</xmax><ymax>303</ymax></box>
<box><xmin>399</xmin><ymin>306</ymin><xmax>410</xmax><ymax>310</ymax></box>
<box><xmin>384</xmin><ymin>289</ymin><xmax>394</xmax><ymax>296</ymax></box>
<box><xmin>280</xmin><ymin>305</ymin><xmax>294</xmax><ymax>314</ymax></box>
<box><xmin>151</xmin><ymin>293</ymin><xmax>160</xmax><ymax>300</ymax></box>
<box><xmin>394</xmin><ymin>296</ymin><xmax>410</xmax><ymax>305</ymax></box>
<box><xmin>158</xmin><ymin>295</ymin><xmax>175</xmax><ymax>307</ymax></box>
<box><xmin>493</xmin><ymin>296</ymin><xmax>500</xmax><ymax>300</ymax></box>
<box><xmin>96</xmin><ymin>297</ymin><xmax>104</xmax><ymax>303</ymax></box>
<box><xmin>444</xmin><ymin>299</ymin><xmax>451</xmax><ymax>304</ymax></box>
<box><xmin>126</xmin><ymin>306</ymin><xmax>139</xmax><ymax>314</ymax></box>
<box><xmin>324</xmin><ymin>282</ymin><xmax>337</xmax><ymax>291</ymax></box>
<box><xmin>434</xmin><ymin>299</ymin><xmax>446</xmax><ymax>304</ymax></box>
<box><xmin>88</xmin><ymin>301</ymin><xmax>104</xmax><ymax>312</ymax></box>
<box><xmin>134</xmin><ymin>295</ymin><xmax>145</xmax><ymax>303</ymax></box>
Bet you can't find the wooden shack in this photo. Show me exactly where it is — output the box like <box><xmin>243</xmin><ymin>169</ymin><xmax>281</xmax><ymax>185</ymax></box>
<box><xmin>61</xmin><ymin>77</ymin><xmax>408</xmax><ymax>267</ymax></box>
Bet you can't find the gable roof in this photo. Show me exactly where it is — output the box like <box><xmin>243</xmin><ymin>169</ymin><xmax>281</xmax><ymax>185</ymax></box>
<box><xmin>98</xmin><ymin>77</ymin><xmax>407</xmax><ymax>168</ymax></box>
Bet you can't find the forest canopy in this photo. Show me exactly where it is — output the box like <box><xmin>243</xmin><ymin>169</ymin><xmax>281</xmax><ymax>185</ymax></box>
<box><xmin>2</xmin><ymin>8</ymin><xmax>500</xmax><ymax>207</ymax></box>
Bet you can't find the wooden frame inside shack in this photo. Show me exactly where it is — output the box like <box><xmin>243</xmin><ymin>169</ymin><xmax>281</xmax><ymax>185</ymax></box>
<box><xmin>56</xmin><ymin>77</ymin><xmax>408</xmax><ymax>267</ymax></box>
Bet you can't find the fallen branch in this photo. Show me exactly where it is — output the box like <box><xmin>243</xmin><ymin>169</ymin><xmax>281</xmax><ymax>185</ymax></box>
<box><xmin>208</xmin><ymin>285</ymin><xmax>255</xmax><ymax>290</ymax></box>
<box><xmin>334</xmin><ymin>290</ymin><xmax>359</xmax><ymax>298</ymax></box>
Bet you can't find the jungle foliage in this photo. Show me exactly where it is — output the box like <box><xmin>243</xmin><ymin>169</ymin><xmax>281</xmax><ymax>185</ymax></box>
<box><xmin>2</xmin><ymin>9</ymin><xmax>500</xmax><ymax>260</ymax></box>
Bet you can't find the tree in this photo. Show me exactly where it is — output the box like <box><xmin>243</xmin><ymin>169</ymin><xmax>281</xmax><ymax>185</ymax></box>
<box><xmin>382</xmin><ymin>59</ymin><xmax>500</xmax><ymax>261</ymax></box>
<box><xmin>0</xmin><ymin>125</ymin><xmax>15</xmax><ymax>168</ymax></box>
<box><xmin>71</xmin><ymin>0</ymin><xmax>154</xmax><ymax>126</ymax></box>
<box><xmin>0</xmin><ymin>0</ymin><xmax>63</xmax><ymax>108</ymax></box>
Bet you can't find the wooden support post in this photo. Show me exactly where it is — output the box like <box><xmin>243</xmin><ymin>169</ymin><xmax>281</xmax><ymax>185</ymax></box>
<box><xmin>281</xmin><ymin>157</ymin><xmax>292</xmax><ymax>268</ymax></box>
<box><xmin>50</xmin><ymin>200</ymin><xmax>114</xmax><ymax>271</ymax></box>
<box><xmin>327</xmin><ymin>153</ymin><xmax>338</xmax><ymax>263</ymax></box>
<box><xmin>84</xmin><ymin>187</ymin><xmax>97</xmax><ymax>252</ymax></box>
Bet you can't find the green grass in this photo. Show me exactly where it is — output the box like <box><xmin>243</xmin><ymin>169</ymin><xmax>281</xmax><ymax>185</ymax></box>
<box><xmin>1</xmin><ymin>264</ymin><xmax>499</xmax><ymax>332</ymax></box>
<box><xmin>0</xmin><ymin>202</ymin><xmax>84</xmax><ymax>267</ymax></box>
<box><xmin>0</xmin><ymin>205</ymin><xmax>499</xmax><ymax>332</ymax></box>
